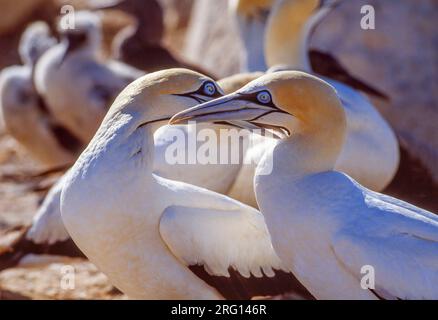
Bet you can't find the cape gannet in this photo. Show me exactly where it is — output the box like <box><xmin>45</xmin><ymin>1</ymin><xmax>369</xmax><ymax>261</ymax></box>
<box><xmin>231</xmin><ymin>0</ymin><xmax>388</xmax><ymax>99</ymax></box>
<box><xmin>0</xmin><ymin>22</ymin><xmax>81</xmax><ymax>168</ymax></box>
<box><xmin>34</xmin><ymin>11</ymin><xmax>144</xmax><ymax>144</ymax></box>
<box><xmin>0</xmin><ymin>74</ymin><xmax>255</xmax><ymax>270</ymax></box>
<box><xmin>60</xmin><ymin>69</ymin><xmax>312</xmax><ymax>300</ymax></box>
<box><xmin>266</xmin><ymin>0</ymin><xmax>438</xmax><ymax>210</ymax></box>
<box><xmin>170</xmin><ymin>71</ymin><xmax>438</xmax><ymax>300</ymax></box>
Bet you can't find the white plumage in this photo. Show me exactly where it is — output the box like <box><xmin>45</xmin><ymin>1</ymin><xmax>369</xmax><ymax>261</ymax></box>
<box><xmin>0</xmin><ymin>22</ymin><xmax>78</xmax><ymax>167</ymax></box>
<box><xmin>60</xmin><ymin>70</ymin><xmax>298</xmax><ymax>299</ymax></box>
<box><xmin>34</xmin><ymin>11</ymin><xmax>144</xmax><ymax>144</ymax></box>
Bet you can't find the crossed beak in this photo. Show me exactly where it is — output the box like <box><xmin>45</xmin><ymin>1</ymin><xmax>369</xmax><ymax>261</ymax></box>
<box><xmin>169</xmin><ymin>93</ymin><xmax>277</xmax><ymax>129</ymax></box>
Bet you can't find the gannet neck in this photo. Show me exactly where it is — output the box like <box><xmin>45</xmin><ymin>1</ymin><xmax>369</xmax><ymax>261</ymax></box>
<box><xmin>87</xmin><ymin>108</ymin><xmax>161</xmax><ymax>175</ymax></box>
<box><xmin>256</xmin><ymin>122</ymin><xmax>345</xmax><ymax>189</ymax></box>
<box><xmin>265</xmin><ymin>0</ymin><xmax>330</xmax><ymax>71</ymax></box>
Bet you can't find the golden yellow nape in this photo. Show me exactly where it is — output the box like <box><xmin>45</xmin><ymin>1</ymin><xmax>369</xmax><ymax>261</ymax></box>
<box><xmin>230</xmin><ymin>0</ymin><xmax>274</xmax><ymax>17</ymax></box>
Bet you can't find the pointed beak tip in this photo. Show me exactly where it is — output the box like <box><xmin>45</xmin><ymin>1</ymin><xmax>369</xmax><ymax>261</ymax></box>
<box><xmin>169</xmin><ymin>115</ymin><xmax>189</xmax><ymax>125</ymax></box>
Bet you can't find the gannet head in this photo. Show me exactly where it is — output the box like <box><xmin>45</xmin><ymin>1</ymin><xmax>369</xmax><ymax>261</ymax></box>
<box><xmin>19</xmin><ymin>21</ymin><xmax>56</xmax><ymax>66</ymax></box>
<box><xmin>105</xmin><ymin>68</ymin><xmax>224</xmax><ymax>128</ymax></box>
<box><xmin>170</xmin><ymin>71</ymin><xmax>346</xmax><ymax>141</ymax></box>
<box><xmin>58</xmin><ymin>11</ymin><xmax>102</xmax><ymax>63</ymax></box>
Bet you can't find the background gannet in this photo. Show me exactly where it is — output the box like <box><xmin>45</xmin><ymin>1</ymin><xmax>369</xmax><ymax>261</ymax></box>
<box><xmin>0</xmin><ymin>73</ymin><xmax>260</xmax><ymax>270</ymax></box>
<box><xmin>61</xmin><ymin>69</ymin><xmax>312</xmax><ymax>300</ymax></box>
<box><xmin>0</xmin><ymin>22</ymin><xmax>81</xmax><ymax>168</ymax></box>
<box><xmin>232</xmin><ymin>0</ymin><xmax>387</xmax><ymax>99</ymax></box>
<box><xmin>95</xmin><ymin>0</ymin><xmax>214</xmax><ymax>76</ymax></box>
<box><xmin>263</xmin><ymin>0</ymin><xmax>399</xmax><ymax>192</ymax></box>
<box><xmin>34</xmin><ymin>11</ymin><xmax>144</xmax><ymax>144</ymax></box>
<box><xmin>229</xmin><ymin>0</ymin><xmax>273</xmax><ymax>72</ymax></box>
<box><xmin>170</xmin><ymin>71</ymin><xmax>438</xmax><ymax>300</ymax></box>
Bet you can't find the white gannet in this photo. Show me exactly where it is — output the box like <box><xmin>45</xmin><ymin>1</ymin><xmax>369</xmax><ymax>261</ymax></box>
<box><xmin>60</xmin><ymin>69</ymin><xmax>312</xmax><ymax>299</ymax></box>
<box><xmin>0</xmin><ymin>74</ymin><xmax>255</xmax><ymax>270</ymax></box>
<box><xmin>170</xmin><ymin>71</ymin><xmax>438</xmax><ymax>300</ymax></box>
<box><xmin>34</xmin><ymin>11</ymin><xmax>144</xmax><ymax>144</ymax></box>
<box><xmin>226</xmin><ymin>0</ymin><xmax>399</xmax><ymax>193</ymax></box>
<box><xmin>0</xmin><ymin>22</ymin><xmax>82</xmax><ymax>168</ymax></box>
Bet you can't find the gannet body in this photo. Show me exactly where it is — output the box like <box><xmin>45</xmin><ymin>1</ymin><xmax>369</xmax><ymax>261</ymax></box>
<box><xmin>35</xmin><ymin>11</ymin><xmax>144</xmax><ymax>144</ymax></box>
<box><xmin>0</xmin><ymin>22</ymin><xmax>81</xmax><ymax>168</ymax></box>
<box><xmin>171</xmin><ymin>71</ymin><xmax>438</xmax><ymax>300</ymax></box>
<box><xmin>61</xmin><ymin>69</ymin><xmax>311</xmax><ymax>299</ymax></box>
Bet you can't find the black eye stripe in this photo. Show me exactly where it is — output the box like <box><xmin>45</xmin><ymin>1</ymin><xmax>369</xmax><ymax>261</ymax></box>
<box><xmin>172</xmin><ymin>81</ymin><xmax>222</xmax><ymax>101</ymax></box>
<box><xmin>237</xmin><ymin>91</ymin><xmax>281</xmax><ymax>110</ymax></box>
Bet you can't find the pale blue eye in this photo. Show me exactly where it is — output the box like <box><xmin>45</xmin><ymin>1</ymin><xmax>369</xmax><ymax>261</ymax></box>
<box><xmin>257</xmin><ymin>91</ymin><xmax>271</xmax><ymax>104</ymax></box>
<box><xmin>203</xmin><ymin>82</ymin><xmax>216</xmax><ymax>96</ymax></box>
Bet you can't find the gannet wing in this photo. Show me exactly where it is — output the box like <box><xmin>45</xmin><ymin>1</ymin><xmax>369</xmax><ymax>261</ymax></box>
<box><xmin>309</xmin><ymin>49</ymin><xmax>389</xmax><ymax>101</ymax></box>
<box><xmin>159</xmin><ymin>205</ymin><xmax>312</xmax><ymax>299</ymax></box>
<box><xmin>331</xmin><ymin>188</ymin><xmax>438</xmax><ymax>300</ymax></box>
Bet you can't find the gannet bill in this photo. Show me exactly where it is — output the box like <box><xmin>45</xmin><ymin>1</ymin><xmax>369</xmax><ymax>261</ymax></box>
<box><xmin>60</xmin><ymin>69</ymin><xmax>312</xmax><ymax>299</ymax></box>
<box><xmin>170</xmin><ymin>71</ymin><xmax>438</xmax><ymax>300</ymax></box>
<box><xmin>0</xmin><ymin>21</ymin><xmax>82</xmax><ymax>168</ymax></box>
<box><xmin>34</xmin><ymin>11</ymin><xmax>144</xmax><ymax>144</ymax></box>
